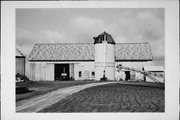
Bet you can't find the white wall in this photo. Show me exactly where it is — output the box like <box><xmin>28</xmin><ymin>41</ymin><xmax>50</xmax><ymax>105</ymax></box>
<box><xmin>74</xmin><ymin>62</ymin><xmax>95</xmax><ymax>80</ymax></box>
<box><xmin>29</xmin><ymin>62</ymin><xmax>54</xmax><ymax>81</ymax></box>
<box><xmin>29</xmin><ymin>61</ymin><xmax>158</xmax><ymax>82</ymax></box>
<box><xmin>29</xmin><ymin>61</ymin><xmax>95</xmax><ymax>81</ymax></box>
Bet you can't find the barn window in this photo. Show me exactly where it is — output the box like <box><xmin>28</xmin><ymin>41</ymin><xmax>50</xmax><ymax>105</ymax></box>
<box><xmin>79</xmin><ymin>71</ymin><xmax>82</xmax><ymax>77</ymax></box>
<box><xmin>92</xmin><ymin>71</ymin><xmax>95</xmax><ymax>77</ymax></box>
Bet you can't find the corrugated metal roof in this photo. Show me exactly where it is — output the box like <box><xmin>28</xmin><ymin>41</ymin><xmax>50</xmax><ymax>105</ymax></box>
<box><xmin>28</xmin><ymin>43</ymin><xmax>152</xmax><ymax>61</ymax></box>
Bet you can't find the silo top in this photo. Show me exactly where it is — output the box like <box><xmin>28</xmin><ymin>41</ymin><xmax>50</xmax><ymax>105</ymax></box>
<box><xmin>93</xmin><ymin>31</ymin><xmax>116</xmax><ymax>44</ymax></box>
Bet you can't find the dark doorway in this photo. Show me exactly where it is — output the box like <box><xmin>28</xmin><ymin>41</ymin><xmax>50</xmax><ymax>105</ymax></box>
<box><xmin>125</xmin><ymin>71</ymin><xmax>130</xmax><ymax>81</ymax></box>
<box><xmin>55</xmin><ymin>64</ymin><xmax>69</xmax><ymax>81</ymax></box>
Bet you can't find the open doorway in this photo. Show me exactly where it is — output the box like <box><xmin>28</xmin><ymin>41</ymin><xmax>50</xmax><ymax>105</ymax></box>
<box><xmin>55</xmin><ymin>64</ymin><xmax>69</xmax><ymax>80</ymax></box>
<box><xmin>125</xmin><ymin>71</ymin><xmax>130</xmax><ymax>81</ymax></box>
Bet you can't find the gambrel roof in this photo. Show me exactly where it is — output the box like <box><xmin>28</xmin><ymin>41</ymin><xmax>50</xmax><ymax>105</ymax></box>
<box><xmin>28</xmin><ymin>43</ymin><xmax>152</xmax><ymax>61</ymax></box>
<box><xmin>94</xmin><ymin>31</ymin><xmax>116</xmax><ymax>45</ymax></box>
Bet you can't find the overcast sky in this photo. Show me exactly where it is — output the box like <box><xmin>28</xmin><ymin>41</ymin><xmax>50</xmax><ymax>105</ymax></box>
<box><xmin>16</xmin><ymin>8</ymin><xmax>164</xmax><ymax>61</ymax></box>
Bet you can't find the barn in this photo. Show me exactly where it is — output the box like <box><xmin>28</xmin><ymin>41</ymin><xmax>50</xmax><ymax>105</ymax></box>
<box><xmin>28</xmin><ymin>32</ymin><xmax>153</xmax><ymax>81</ymax></box>
<box><xmin>16</xmin><ymin>49</ymin><xmax>26</xmax><ymax>76</ymax></box>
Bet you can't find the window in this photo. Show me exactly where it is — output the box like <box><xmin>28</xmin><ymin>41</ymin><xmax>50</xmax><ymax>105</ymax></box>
<box><xmin>79</xmin><ymin>71</ymin><xmax>82</xmax><ymax>77</ymax></box>
<box><xmin>92</xmin><ymin>71</ymin><xmax>95</xmax><ymax>77</ymax></box>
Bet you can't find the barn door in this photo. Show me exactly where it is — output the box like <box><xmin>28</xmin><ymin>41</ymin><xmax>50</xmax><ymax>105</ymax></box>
<box><xmin>55</xmin><ymin>64</ymin><xmax>69</xmax><ymax>80</ymax></box>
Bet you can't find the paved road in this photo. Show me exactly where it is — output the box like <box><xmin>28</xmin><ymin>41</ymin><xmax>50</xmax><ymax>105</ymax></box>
<box><xmin>16</xmin><ymin>82</ymin><xmax>116</xmax><ymax>112</ymax></box>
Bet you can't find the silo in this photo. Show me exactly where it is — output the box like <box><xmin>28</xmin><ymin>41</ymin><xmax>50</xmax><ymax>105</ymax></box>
<box><xmin>16</xmin><ymin>49</ymin><xmax>26</xmax><ymax>76</ymax></box>
<box><xmin>93</xmin><ymin>31</ymin><xmax>115</xmax><ymax>80</ymax></box>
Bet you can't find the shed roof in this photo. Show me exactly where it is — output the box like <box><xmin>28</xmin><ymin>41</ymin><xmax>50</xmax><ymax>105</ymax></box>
<box><xmin>16</xmin><ymin>49</ymin><xmax>25</xmax><ymax>57</ymax></box>
<box><xmin>28</xmin><ymin>43</ymin><xmax>152</xmax><ymax>61</ymax></box>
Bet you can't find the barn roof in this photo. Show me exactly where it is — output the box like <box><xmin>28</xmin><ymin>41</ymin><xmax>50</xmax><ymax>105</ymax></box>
<box><xmin>28</xmin><ymin>43</ymin><xmax>152</xmax><ymax>61</ymax></box>
<box><xmin>16</xmin><ymin>49</ymin><xmax>25</xmax><ymax>57</ymax></box>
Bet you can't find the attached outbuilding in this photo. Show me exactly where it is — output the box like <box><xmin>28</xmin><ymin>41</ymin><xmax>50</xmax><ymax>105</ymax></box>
<box><xmin>144</xmin><ymin>66</ymin><xmax>165</xmax><ymax>83</ymax></box>
<box><xmin>16</xmin><ymin>49</ymin><xmax>26</xmax><ymax>76</ymax></box>
<box><xmin>28</xmin><ymin>32</ymin><xmax>153</xmax><ymax>81</ymax></box>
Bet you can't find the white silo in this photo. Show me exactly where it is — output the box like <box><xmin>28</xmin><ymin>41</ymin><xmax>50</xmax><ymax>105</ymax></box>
<box><xmin>93</xmin><ymin>31</ymin><xmax>115</xmax><ymax>80</ymax></box>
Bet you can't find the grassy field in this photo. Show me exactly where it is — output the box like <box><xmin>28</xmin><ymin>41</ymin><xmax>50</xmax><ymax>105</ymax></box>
<box><xmin>16</xmin><ymin>80</ymin><xmax>98</xmax><ymax>102</ymax></box>
<box><xmin>40</xmin><ymin>83</ymin><xmax>164</xmax><ymax>112</ymax></box>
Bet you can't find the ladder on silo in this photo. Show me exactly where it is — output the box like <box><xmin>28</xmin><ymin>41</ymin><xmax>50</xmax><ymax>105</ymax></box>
<box><xmin>116</xmin><ymin>65</ymin><xmax>164</xmax><ymax>84</ymax></box>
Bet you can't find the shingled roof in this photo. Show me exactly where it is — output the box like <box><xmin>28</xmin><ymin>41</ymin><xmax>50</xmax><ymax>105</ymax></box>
<box><xmin>28</xmin><ymin>43</ymin><xmax>152</xmax><ymax>61</ymax></box>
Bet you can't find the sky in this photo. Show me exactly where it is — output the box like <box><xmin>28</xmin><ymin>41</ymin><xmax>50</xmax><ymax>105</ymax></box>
<box><xmin>16</xmin><ymin>8</ymin><xmax>164</xmax><ymax>63</ymax></box>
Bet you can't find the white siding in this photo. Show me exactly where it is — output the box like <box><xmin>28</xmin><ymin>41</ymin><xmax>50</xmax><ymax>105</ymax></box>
<box><xmin>69</xmin><ymin>63</ymin><xmax>74</xmax><ymax>79</ymax></box>
<box><xmin>29</xmin><ymin>62</ymin><xmax>54</xmax><ymax>81</ymax></box>
<box><xmin>46</xmin><ymin>63</ymin><xmax>54</xmax><ymax>81</ymax></box>
<box><xmin>74</xmin><ymin>62</ymin><xmax>95</xmax><ymax>80</ymax></box>
<box><xmin>29</xmin><ymin>61</ymin><xmax>158</xmax><ymax>82</ymax></box>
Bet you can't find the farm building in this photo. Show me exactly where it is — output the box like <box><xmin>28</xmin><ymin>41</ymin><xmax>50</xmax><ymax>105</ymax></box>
<box><xmin>28</xmin><ymin>32</ymin><xmax>155</xmax><ymax>81</ymax></box>
<box><xmin>144</xmin><ymin>66</ymin><xmax>165</xmax><ymax>83</ymax></box>
<box><xmin>16</xmin><ymin>49</ymin><xmax>26</xmax><ymax>76</ymax></box>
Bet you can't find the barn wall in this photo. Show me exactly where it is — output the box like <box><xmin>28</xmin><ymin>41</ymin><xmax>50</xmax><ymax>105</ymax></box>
<box><xmin>46</xmin><ymin>63</ymin><xmax>54</xmax><ymax>81</ymax></box>
<box><xmin>29</xmin><ymin>62</ymin><xmax>54</xmax><ymax>81</ymax></box>
<box><xmin>16</xmin><ymin>57</ymin><xmax>25</xmax><ymax>75</ymax></box>
<box><xmin>29</xmin><ymin>61</ymin><xmax>156</xmax><ymax>81</ymax></box>
<box><xmin>30</xmin><ymin>62</ymin><xmax>35</xmax><ymax>80</ymax></box>
<box><xmin>69</xmin><ymin>63</ymin><xmax>74</xmax><ymax>79</ymax></box>
<box><xmin>74</xmin><ymin>62</ymin><xmax>95</xmax><ymax>80</ymax></box>
<box><xmin>29</xmin><ymin>61</ymin><xmax>95</xmax><ymax>81</ymax></box>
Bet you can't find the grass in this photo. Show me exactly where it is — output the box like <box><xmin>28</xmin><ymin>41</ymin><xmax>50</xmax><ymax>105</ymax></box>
<box><xmin>16</xmin><ymin>80</ymin><xmax>98</xmax><ymax>102</ymax></box>
<box><xmin>40</xmin><ymin>83</ymin><xmax>164</xmax><ymax>112</ymax></box>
